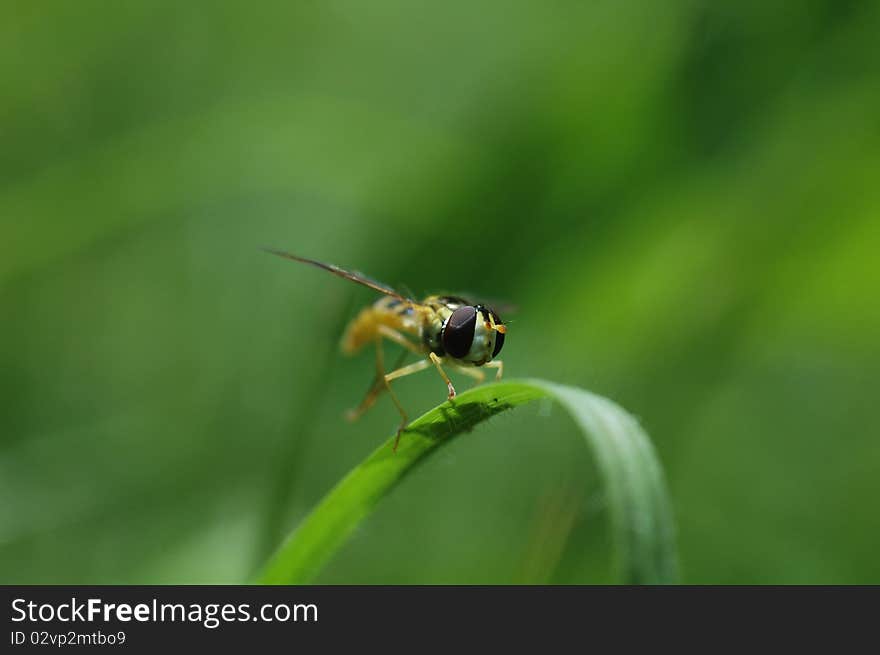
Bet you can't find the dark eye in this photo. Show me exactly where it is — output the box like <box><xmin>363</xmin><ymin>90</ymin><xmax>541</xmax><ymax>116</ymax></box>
<box><xmin>442</xmin><ymin>306</ymin><xmax>477</xmax><ymax>358</ymax></box>
<box><xmin>491</xmin><ymin>311</ymin><xmax>505</xmax><ymax>358</ymax></box>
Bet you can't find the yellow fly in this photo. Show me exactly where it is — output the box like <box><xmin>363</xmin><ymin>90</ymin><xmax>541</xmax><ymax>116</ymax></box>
<box><xmin>263</xmin><ymin>248</ymin><xmax>507</xmax><ymax>450</ymax></box>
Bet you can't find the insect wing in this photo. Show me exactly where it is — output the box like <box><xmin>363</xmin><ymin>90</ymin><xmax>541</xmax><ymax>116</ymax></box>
<box><xmin>262</xmin><ymin>247</ymin><xmax>417</xmax><ymax>304</ymax></box>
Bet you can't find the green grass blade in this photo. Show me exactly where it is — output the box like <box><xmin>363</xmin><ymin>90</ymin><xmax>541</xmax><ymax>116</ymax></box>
<box><xmin>256</xmin><ymin>378</ymin><xmax>678</xmax><ymax>584</ymax></box>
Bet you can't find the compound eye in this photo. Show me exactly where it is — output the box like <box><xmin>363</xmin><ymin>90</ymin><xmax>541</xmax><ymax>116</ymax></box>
<box><xmin>491</xmin><ymin>315</ymin><xmax>505</xmax><ymax>358</ymax></box>
<box><xmin>442</xmin><ymin>306</ymin><xmax>477</xmax><ymax>359</ymax></box>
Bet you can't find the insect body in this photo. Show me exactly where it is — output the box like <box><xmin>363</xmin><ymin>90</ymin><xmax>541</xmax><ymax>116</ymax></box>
<box><xmin>263</xmin><ymin>248</ymin><xmax>507</xmax><ymax>451</ymax></box>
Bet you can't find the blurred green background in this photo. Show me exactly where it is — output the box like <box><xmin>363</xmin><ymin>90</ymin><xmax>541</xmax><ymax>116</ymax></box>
<box><xmin>2</xmin><ymin>1</ymin><xmax>879</xmax><ymax>584</ymax></box>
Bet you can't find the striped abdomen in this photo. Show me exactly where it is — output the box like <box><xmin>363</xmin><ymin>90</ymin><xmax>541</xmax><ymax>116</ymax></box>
<box><xmin>340</xmin><ymin>297</ymin><xmax>423</xmax><ymax>354</ymax></box>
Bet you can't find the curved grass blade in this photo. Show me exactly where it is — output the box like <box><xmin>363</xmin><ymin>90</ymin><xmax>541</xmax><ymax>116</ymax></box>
<box><xmin>257</xmin><ymin>379</ymin><xmax>678</xmax><ymax>584</ymax></box>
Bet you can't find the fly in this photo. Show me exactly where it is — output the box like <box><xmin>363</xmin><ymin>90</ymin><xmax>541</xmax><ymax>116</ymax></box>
<box><xmin>263</xmin><ymin>247</ymin><xmax>507</xmax><ymax>451</ymax></box>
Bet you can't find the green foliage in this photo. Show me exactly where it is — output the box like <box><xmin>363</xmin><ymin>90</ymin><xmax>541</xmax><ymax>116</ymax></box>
<box><xmin>258</xmin><ymin>380</ymin><xmax>677</xmax><ymax>584</ymax></box>
<box><xmin>2</xmin><ymin>1</ymin><xmax>880</xmax><ymax>584</ymax></box>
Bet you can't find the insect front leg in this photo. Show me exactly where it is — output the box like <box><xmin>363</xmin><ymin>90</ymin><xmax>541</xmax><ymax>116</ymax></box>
<box><xmin>483</xmin><ymin>360</ymin><xmax>504</xmax><ymax>381</ymax></box>
<box><xmin>453</xmin><ymin>365</ymin><xmax>486</xmax><ymax>386</ymax></box>
<box><xmin>429</xmin><ymin>352</ymin><xmax>456</xmax><ymax>399</ymax></box>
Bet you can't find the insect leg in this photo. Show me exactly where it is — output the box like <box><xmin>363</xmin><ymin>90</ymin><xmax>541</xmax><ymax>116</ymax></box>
<box><xmin>384</xmin><ymin>358</ymin><xmax>432</xmax><ymax>381</ymax></box>
<box><xmin>346</xmin><ymin>328</ymin><xmax>423</xmax><ymax>423</ymax></box>
<box><xmin>483</xmin><ymin>360</ymin><xmax>504</xmax><ymax>380</ymax></box>
<box><xmin>429</xmin><ymin>352</ymin><xmax>456</xmax><ymax>400</ymax></box>
<box><xmin>377</xmin><ymin>324</ymin><xmax>424</xmax><ymax>355</ymax></box>
<box><xmin>346</xmin><ymin>342</ymin><xmax>407</xmax><ymax>422</ymax></box>
<box><xmin>453</xmin><ymin>365</ymin><xmax>486</xmax><ymax>386</ymax></box>
<box><xmin>383</xmin><ymin>358</ymin><xmax>433</xmax><ymax>451</ymax></box>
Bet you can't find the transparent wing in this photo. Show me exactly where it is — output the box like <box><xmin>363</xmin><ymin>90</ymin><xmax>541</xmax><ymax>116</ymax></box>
<box><xmin>262</xmin><ymin>247</ymin><xmax>416</xmax><ymax>303</ymax></box>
